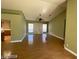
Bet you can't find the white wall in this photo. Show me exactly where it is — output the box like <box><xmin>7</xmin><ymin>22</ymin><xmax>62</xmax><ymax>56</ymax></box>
<box><xmin>27</xmin><ymin>22</ymin><xmax>48</xmax><ymax>34</ymax></box>
<box><xmin>34</xmin><ymin>23</ymin><xmax>42</xmax><ymax>34</ymax></box>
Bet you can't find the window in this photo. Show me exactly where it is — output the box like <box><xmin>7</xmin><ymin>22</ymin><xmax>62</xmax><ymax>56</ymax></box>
<box><xmin>28</xmin><ymin>23</ymin><xmax>33</xmax><ymax>33</ymax></box>
<box><xmin>42</xmin><ymin>24</ymin><xmax>47</xmax><ymax>33</ymax></box>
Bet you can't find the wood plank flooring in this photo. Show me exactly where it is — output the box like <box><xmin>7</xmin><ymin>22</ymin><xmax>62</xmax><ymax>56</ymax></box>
<box><xmin>1</xmin><ymin>34</ymin><xmax>76</xmax><ymax>59</ymax></box>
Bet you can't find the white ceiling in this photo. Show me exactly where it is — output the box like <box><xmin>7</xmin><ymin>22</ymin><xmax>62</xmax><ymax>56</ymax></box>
<box><xmin>1</xmin><ymin>0</ymin><xmax>66</xmax><ymax>21</ymax></box>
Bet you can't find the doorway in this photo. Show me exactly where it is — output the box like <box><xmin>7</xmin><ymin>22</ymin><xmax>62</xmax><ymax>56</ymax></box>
<box><xmin>1</xmin><ymin>20</ymin><xmax>11</xmax><ymax>42</ymax></box>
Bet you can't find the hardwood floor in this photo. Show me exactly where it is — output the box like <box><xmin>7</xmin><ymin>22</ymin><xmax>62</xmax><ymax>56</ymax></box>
<box><xmin>1</xmin><ymin>34</ymin><xmax>76</xmax><ymax>59</ymax></box>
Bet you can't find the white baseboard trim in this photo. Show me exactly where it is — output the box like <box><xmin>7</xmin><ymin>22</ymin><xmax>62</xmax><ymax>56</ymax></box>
<box><xmin>10</xmin><ymin>40</ymin><xmax>22</xmax><ymax>43</ymax></box>
<box><xmin>20</xmin><ymin>33</ymin><xmax>26</xmax><ymax>42</ymax></box>
<box><xmin>10</xmin><ymin>33</ymin><xmax>26</xmax><ymax>43</ymax></box>
<box><xmin>64</xmin><ymin>45</ymin><xmax>77</xmax><ymax>56</ymax></box>
<box><xmin>48</xmin><ymin>33</ymin><xmax>64</xmax><ymax>40</ymax></box>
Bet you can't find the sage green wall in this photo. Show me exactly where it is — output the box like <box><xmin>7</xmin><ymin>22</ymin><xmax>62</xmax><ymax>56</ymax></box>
<box><xmin>1</xmin><ymin>13</ymin><xmax>26</xmax><ymax>41</ymax></box>
<box><xmin>65</xmin><ymin>0</ymin><xmax>77</xmax><ymax>54</ymax></box>
<box><xmin>48</xmin><ymin>10</ymin><xmax>66</xmax><ymax>39</ymax></box>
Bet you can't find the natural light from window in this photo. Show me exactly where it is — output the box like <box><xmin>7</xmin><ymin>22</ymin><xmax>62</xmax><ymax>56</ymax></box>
<box><xmin>42</xmin><ymin>24</ymin><xmax>47</xmax><ymax>33</ymax></box>
<box><xmin>28</xmin><ymin>23</ymin><xmax>33</xmax><ymax>33</ymax></box>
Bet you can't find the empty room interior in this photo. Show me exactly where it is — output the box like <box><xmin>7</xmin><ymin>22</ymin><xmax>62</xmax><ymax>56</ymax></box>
<box><xmin>1</xmin><ymin>0</ymin><xmax>77</xmax><ymax>59</ymax></box>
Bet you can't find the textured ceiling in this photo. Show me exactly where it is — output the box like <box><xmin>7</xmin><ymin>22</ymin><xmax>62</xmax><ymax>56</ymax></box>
<box><xmin>1</xmin><ymin>0</ymin><xmax>66</xmax><ymax>21</ymax></box>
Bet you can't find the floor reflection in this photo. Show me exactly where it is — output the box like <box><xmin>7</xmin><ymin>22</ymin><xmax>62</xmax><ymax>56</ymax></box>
<box><xmin>42</xmin><ymin>34</ymin><xmax>47</xmax><ymax>43</ymax></box>
<box><xmin>3</xmin><ymin>50</ymin><xmax>12</xmax><ymax>58</ymax></box>
<box><xmin>28</xmin><ymin>34</ymin><xmax>34</xmax><ymax>45</ymax></box>
<box><xmin>1</xmin><ymin>34</ymin><xmax>76</xmax><ymax>59</ymax></box>
<box><xmin>2</xmin><ymin>50</ymin><xmax>17</xmax><ymax>59</ymax></box>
